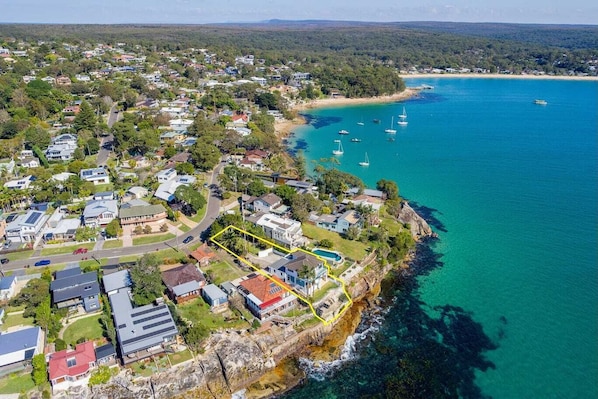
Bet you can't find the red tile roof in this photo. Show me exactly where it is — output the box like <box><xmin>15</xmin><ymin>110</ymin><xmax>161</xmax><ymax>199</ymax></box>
<box><xmin>239</xmin><ymin>275</ymin><xmax>291</xmax><ymax>308</ymax></box>
<box><xmin>48</xmin><ymin>341</ymin><xmax>96</xmax><ymax>381</ymax></box>
<box><xmin>190</xmin><ymin>244</ymin><xmax>216</xmax><ymax>262</ymax></box>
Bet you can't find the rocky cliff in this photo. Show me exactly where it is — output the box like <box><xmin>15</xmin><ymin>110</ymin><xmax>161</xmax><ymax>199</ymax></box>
<box><xmin>81</xmin><ymin>205</ymin><xmax>433</xmax><ymax>399</ymax></box>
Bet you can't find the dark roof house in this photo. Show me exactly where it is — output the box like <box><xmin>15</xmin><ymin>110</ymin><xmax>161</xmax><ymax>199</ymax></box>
<box><xmin>50</xmin><ymin>266</ymin><xmax>100</xmax><ymax>313</ymax></box>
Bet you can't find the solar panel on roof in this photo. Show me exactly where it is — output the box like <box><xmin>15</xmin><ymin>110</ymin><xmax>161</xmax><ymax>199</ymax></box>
<box><xmin>131</xmin><ymin>304</ymin><xmax>166</xmax><ymax>318</ymax></box>
<box><xmin>25</xmin><ymin>212</ymin><xmax>41</xmax><ymax>225</ymax></box>
<box><xmin>133</xmin><ymin>311</ymin><xmax>170</xmax><ymax>325</ymax></box>
<box><xmin>142</xmin><ymin>319</ymin><xmax>173</xmax><ymax>330</ymax></box>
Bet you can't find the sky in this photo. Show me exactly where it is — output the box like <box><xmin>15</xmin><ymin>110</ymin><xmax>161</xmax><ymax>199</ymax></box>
<box><xmin>0</xmin><ymin>0</ymin><xmax>596</xmax><ymax>25</ymax></box>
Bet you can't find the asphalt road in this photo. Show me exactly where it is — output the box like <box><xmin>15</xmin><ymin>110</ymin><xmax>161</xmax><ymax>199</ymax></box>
<box><xmin>1</xmin><ymin>162</ymin><xmax>226</xmax><ymax>274</ymax></box>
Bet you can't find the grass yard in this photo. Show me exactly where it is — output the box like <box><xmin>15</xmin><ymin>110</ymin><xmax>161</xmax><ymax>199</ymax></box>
<box><xmin>177</xmin><ymin>297</ymin><xmax>249</xmax><ymax>331</ymax></box>
<box><xmin>62</xmin><ymin>314</ymin><xmax>105</xmax><ymax>346</ymax></box>
<box><xmin>0</xmin><ymin>312</ymin><xmax>34</xmax><ymax>332</ymax></box>
<box><xmin>41</xmin><ymin>242</ymin><xmax>95</xmax><ymax>256</ymax></box>
<box><xmin>133</xmin><ymin>233</ymin><xmax>175</xmax><ymax>246</ymax></box>
<box><xmin>201</xmin><ymin>260</ymin><xmax>246</xmax><ymax>285</ymax></box>
<box><xmin>102</xmin><ymin>239</ymin><xmax>123</xmax><ymax>249</ymax></box>
<box><xmin>312</xmin><ymin>281</ymin><xmax>339</xmax><ymax>303</ymax></box>
<box><xmin>302</xmin><ymin>224</ymin><xmax>368</xmax><ymax>261</ymax></box>
<box><xmin>178</xmin><ymin>224</ymin><xmax>192</xmax><ymax>233</ymax></box>
<box><xmin>5</xmin><ymin>250</ymin><xmax>34</xmax><ymax>261</ymax></box>
<box><xmin>0</xmin><ymin>372</ymin><xmax>35</xmax><ymax>394</ymax></box>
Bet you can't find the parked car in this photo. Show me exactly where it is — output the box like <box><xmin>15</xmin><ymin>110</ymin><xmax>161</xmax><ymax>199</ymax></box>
<box><xmin>73</xmin><ymin>248</ymin><xmax>88</xmax><ymax>255</ymax></box>
<box><xmin>34</xmin><ymin>259</ymin><xmax>51</xmax><ymax>267</ymax></box>
<box><xmin>0</xmin><ymin>258</ymin><xmax>9</xmax><ymax>264</ymax></box>
<box><xmin>183</xmin><ymin>236</ymin><xmax>193</xmax><ymax>244</ymax></box>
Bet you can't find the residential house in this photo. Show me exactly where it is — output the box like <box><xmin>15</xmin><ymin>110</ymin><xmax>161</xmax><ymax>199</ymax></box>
<box><xmin>166</xmin><ymin>152</ymin><xmax>191</xmax><ymax>166</ymax></box>
<box><xmin>314</xmin><ymin>210</ymin><xmax>362</xmax><ymax>234</ymax></box>
<box><xmin>62</xmin><ymin>105</ymin><xmax>80</xmax><ymax>115</ymax></box>
<box><xmin>0</xmin><ymin>159</ymin><xmax>16</xmax><ymax>174</ymax></box>
<box><xmin>285</xmin><ymin>180</ymin><xmax>318</xmax><ymax>196</ymax></box>
<box><xmin>94</xmin><ymin>343</ymin><xmax>116</xmax><ymax>366</ymax></box>
<box><xmin>46</xmin><ymin>134</ymin><xmax>78</xmax><ymax>161</ymax></box>
<box><xmin>74</xmin><ymin>74</ymin><xmax>91</xmax><ymax>82</ymax></box>
<box><xmin>160</xmin><ymin>107</ymin><xmax>184</xmax><ymax>118</ymax></box>
<box><xmin>267</xmin><ymin>252</ymin><xmax>328</xmax><ymax>296</ymax></box>
<box><xmin>50</xmin><ymin>266</ymin><xmax>100</xmax><ymax>312</ymax></box>
<box><xmin>5</xmin><ymin>210</ymin><xmax>49</xmax><ymax>243</ymax></box>
<box><xmin>159</xmin><ymin>131</ymin><xmax>184</xmax><ymax>144</ymax></box>
<box><xmin>18</xmin><ymin>156</ymin><xmax>40</xmax><ymax>169</ymax></box>
<box><xmin>79</xmin><ymin>168</ymin><xmax>110</xmax><ymax>185</ymax></box>
<box><xmin>3</xmin><ymin>175</ymin><xmax>34</xmax><ymax>190</ymax></box>
<box><xmin>250</xmin><ymin>213</ymin><xmax>304</xmax><ymax>249</ymax></box>
<box><xmin>0</xmin><ymin>327</ymin><xmax>44</xmax><ymax>368</ymax></box>
<box><xmin>189</xmin><ymin>243</ymin><xmax>216</xmax><ymax>266</ymax></box>
<box><xmin>238</xmin><ymin>275</ymin><xmax>296</xmax><ymax>320</ymax></box>
<box><xmin>82</xmin><ymin>200</ymin><xmax>118</xmax><ymax>228</ymax></box>
<box><xmin>154</xmin><ymin>175</ymin><xmax>196</xmax><ymax>203</ymax></box>
<box><xmin>119</xmin><ymin>200</ymin><xmax>167</xmax><ymax>230</ymax></box>
<box><xmin>56</xmin><ymin>76</ymin><xmax>72</xmax><ymax>86</ymax></box>
<box><xmin>162</xmin><ymin>264</ymin><xmax>206</xmax><ymax>304</ymax></box>
<box><xmin>102</xmin><ymin>269</ymin><xmax>132</xmax><ymax>296</ymax></box>
<box><xmin>249</xmin><ymin>193</ymin><xmax>282</xmax><ymax>214</ymax></box>
<box><xmin>52</xmin><ymin>172</ymin><xmax>76</xmax><ymax>189</ymax></box>
<box><xmin>109</xmin><ymin>288</ymin><xmax>178</xmax><ymax>364</ymax></box>
<box><xmin>201</xmin><ymin>284</ymin><xmax>228</xmax><ymax>311</ymax></box>
<box><xmin>169</xmin><ymin>118</ymin><xmax>193</xmax><ymax>132</ymax></box>
<box><xmin>43</xmin><ymin>218</ymin><xmax>81</xmax><ymax>242</ymax></box>
<box><xmin>156</xmin><ymin>168</ymin><xmax>177</xmax><ymax>183</ymax></box>
<box><xmin>126</xmin><ymin>186</ymin><xmax>149</xmax><ymax>200</ymax></box>
<box><xmin>0</xmin><ymin>275</ymin><xmax>17</xmax><ymax>301</ymax></box>
<box><xmin>346</xmin><ymin>187</ymin><xmax>386</xmax><ymax>200</ymax></box>
<box><xmin>93</xmin><ymin>191</ymin><xmax>115</xmax><ymax>201</ymax></box>
<box><xmin>48</xmin><ymin>341</ymin><xmax>96</xmax><ymax>393</ymax></box>
<box><xmin>41</xmin><ymin>76</ymin><xmax>56</xmax><ymax>85</ymax></box>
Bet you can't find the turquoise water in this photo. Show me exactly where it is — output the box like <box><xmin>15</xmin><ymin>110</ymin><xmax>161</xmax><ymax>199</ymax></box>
<box><xmin>312</xmin><ymin>248</ymin><xmax>342</xmax><ymax>262</ymax></box>
<box><xmin>282</xmin><ymin>78</ymin><xmax>598</xmax><ymax>398</ymax></box>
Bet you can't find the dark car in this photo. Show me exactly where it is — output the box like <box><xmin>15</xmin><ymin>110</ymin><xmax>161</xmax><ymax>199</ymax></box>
<box><xmin>182</xmin><ymin>236</ymin><xmax>193</xmax><ymax>244</ymax></box>
<box><xmin>34</xmin><ymin>259</ymin><xmax>51</xmax><ymax>267</ymax></box>
<box><xmin>0</xmin><ymin>258</ymin><xmax>8</xmax><ymax>264</ymax></box>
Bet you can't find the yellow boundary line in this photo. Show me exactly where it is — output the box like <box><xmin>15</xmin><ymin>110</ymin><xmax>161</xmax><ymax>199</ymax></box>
<box><xmin>210</xmin><ymin>225</ymin><xmax>353</xmax><ymax>326</ymax></box>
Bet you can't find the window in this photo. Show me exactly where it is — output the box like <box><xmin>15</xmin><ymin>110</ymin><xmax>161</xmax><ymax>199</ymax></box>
<box><xmin>66</xmin><ymin>357</ymin><xmax>77</xmax><ymax>367</ymax></box>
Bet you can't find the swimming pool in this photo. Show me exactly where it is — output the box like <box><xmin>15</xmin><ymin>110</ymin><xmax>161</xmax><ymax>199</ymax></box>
<box><xmin>312</xmin><ymin>248</ymin><xmax>342</xmax><ymax>262</ymax></box>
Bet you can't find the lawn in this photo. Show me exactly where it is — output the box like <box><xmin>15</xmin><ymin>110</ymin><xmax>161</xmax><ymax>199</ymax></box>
<box><xmin>0</xmin><ymin>312</ymin><xmax>34</xmax><ymax>332</ymax></box>
<box><xmin>41</xmin><ymin>242</ymin><xmax>95</xmax><ymax>256</ymax></box>
<box><xmin>312</xmin><ymin>281</ymin><xmax>339</xmax><ymax>303</ymax></box>
<box><xmin>0</xmin><ymin>372</ymin><xmax>35</xmax><ymax>394</ymax></box>
<box><xmin>201</xmin><ymin>260</ymin><xmax>246</xmax><ymax>285</ymax></box>
<box><xmin>62</xmin><ymin>314</ymin><xmax>105</xmax><ymax>346</ymax></box>
<box><xmin>178</xmin><ymin>224</ymin><xmax>192</xmax><ymax>233</ymax></box>
<box><xmin>133</xmin><ymin>233</ymin><xmax>175</xmax><ymax>246</ymax></box>
<box><xmin>5</xmin><ymin>250</ymin><xmax>34</xmax><ymax>261</ymax></box>
<box><xmin>302</xmin><ymin>224</ymin><xmax>368</xmax><ymax>261</ymax></box>
<box><xmin>177</xmin><ymin>297</ymin><xmax>249</xmax><ymax>331</ymax></box>
<box><xmin>102</xmin><ymin>239</ymin><xmax>123</xmax><ymax>249</ymax></box>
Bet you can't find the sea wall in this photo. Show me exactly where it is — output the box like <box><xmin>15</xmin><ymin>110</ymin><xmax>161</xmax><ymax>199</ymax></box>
<box><xmin>82</xmin><ymin>203</ymin><xmax>432</xmax><ymax>399</ymax></box>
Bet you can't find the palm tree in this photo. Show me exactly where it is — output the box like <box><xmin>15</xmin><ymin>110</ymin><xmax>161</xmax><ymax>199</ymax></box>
<box><xmin>298</xmin><ymin>264</ymin><xmax>316</xmax><ymax>298</ymax></box>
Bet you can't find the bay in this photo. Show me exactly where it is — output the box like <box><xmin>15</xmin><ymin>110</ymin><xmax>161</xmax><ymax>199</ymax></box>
<box><xmin>281</xmin><ymin>78</ymin><xmax>598</xmax><ymax>398</ymax></box>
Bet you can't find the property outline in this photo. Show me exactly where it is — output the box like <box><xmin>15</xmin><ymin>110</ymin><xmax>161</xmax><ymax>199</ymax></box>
<box><xmin>210</xmin><ymin>225</ymin><xmax>353</xmax><ymax>326</ymax></box>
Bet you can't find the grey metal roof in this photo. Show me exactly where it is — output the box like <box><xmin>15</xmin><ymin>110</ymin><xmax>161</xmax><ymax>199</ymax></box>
<box><xmin>53</xmin><ymin>281</ymin><xmax>100</xmax><ymax>303</ymax></box>
<box><xmin>55</xmin><ymin>265</ymin><xmax>82</xmax><ymax>280</ymax></box>
<box><xmin>0</xmin><ymin>276</ymin><xmax>16</xmax><ymax>290</ymax></box>
<box><xmin>110</xmin><ymin>289</ymin><xmax>178</xmax><ymax>357</ymax></box>
<box><xmin>95</xmin><ymin>343</ymin><xmax>116</xmax><ymax>360</ymax></box>
<box><xmin>102</xmin><ymin>270</ymin><xmax>132</xmax><ymax>293</ymax></box>
<box><xmin>119</xmin><ymin>204</ymin><xmax>166</xmax><ymax>219</ymax></box>
<box><xmin>0</xmin><ymin>327</ymin><xmax>41</xmax><ymax>356</ymax></box>
<box><xmin>172</xmin><ymin>280</ymin><xmax>200</xmax><ymax>297</ymax></box>
<box><xmin>51</xmin><ymin>271</ymin><xmax>97</xmax><ymax>291</ymax></box>
<box><xmin>202</xmin><ymin>284</ymin><xmax>227</xmax><ymax>301</ymax></box>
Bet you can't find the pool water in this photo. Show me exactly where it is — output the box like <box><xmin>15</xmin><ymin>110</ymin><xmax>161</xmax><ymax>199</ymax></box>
<box><xmin>312</xmin><ymin>249</ymin><xmax>342</xmax><ymax>262</ymax></box>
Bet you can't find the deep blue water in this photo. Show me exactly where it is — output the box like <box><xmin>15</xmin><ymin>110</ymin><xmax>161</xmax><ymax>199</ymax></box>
<box><xmin>281</xmin><ymin>78</ymin><xmax>598</xmax><ymax>398</ymax></box>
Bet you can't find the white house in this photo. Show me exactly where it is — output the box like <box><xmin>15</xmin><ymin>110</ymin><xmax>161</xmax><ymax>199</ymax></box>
<box><xmin>156</xmin><ymin>168</ymin><xmax>177</xmax><ymax>183</ymax></box>
<box><xmin>169</xmin><ymin>118</ymin><xmax>193</xmax><ymax>132</ymax></box>
<box><xmin>314</xmin><ymin>210</ymin><xmax>362</xmax><ymax>234</ymax></box>
<box><xmin>0</xmin><ymin>327</ymin><xmax>44</xmax><ymax>368</ymax></box>
<box><xmin>252</xmin><ymin>213</ymin><xmax>304</xmax><ymax>249</ymax></box>
<box><xmin>82</xmin><ymin>200</ymin><xmax>118</xmax><ymax>228</ymax></box>
<box><xmin>5</xmin><ymin>210</ymin><xmax>49</xmax><ymax>243</ymax></box>
<box><xmin>79</xmin><ymin>168</ymin><xmax>110</xmax><ymax>185</ymax></box>
<box><xmin>267</xmin><ymin>252</ymin><xmax>328</xmax><ymax>297</ymax></box>
<box><xmin>3</xmin><ymin>175</ymin><xmax>34</xmax><ymax>190</ymax></box>
<box><xmin>45</xmin><ymin>134</ymin><xmax>78</xmax><ymax>161</ymax></box>
<box><xmin>0</xmin><ymin>275</ymin><xmax>17</xmax><ymax>301</ymax></box>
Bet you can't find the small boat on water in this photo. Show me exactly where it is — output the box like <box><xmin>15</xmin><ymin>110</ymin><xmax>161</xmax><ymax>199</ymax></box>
<box><xmin>358</xmin><ymin>152</ymin><xmax>370</xmax><ymax>167</ymax></box>
<box><xmin>357</xmin><ymin>117</ymin><xmax>365</xmax><ymax>126</ymax></box>
<box><xmin>534</xmin><ymin>99</ymin><xmax>548</xmax><ymax>105</ymax></box>
<box><xmin>332</xmin><ymin>140</ymin><xmax>344</xmax><ymax>155</ymax></box>
<box><xmin>350</xmin><ymin>138</ymin><xmax>362</xmax><ymax>142</ymax></box>
<box><xmin>372</xmin><ymin>119</ymin><xmax>381</xmax><ymax>124</ymax></box>
<box><xmin>385</xmin><ymin>117</ymin><xmax>397</xmax><ymax>134</ymax></box>
<box><xmin>421</xmin><ymin>84</ymin><xmax>434</xmax><ymax>90</ymax></box>
<box><xmin>397</xmin><ymin>106</ymin><xmax>408</xmax><ymax>126</ymax></box>
<box><xmin>338</xmin><ymin>129</ymin><xmax>350</xmax><ymax>135</ymax></box>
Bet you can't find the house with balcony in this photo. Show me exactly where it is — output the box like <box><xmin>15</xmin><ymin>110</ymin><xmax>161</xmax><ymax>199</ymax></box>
<box><xmin>48</xmin><ymin>341</ymin><xmax>96</xmax><ymax>394</ymax></box>
<box><xmin>119</xmin><ymin>200</ymin><xmax>167</xmax><ymax>230</ymax></box>
<box><xmin>5</xmin><ymin>210</ymin><xmax>49</xmax><ymax>243</ymax></box>
<box><xmin>3</xmin><ymin>175</ymin><xmax>34</xmax><ymax>190</ymax></box>
<box><xmin>82</xmin><ymin>200</ymin><xmax>118</xmax><ymax>228</ymax></box>
<box><xmin>267</xmin><ymin>252</ymin><xmax>328</xmax><ymax>297</ymax></box>
<box><xmin>154</xmin><ymin>174</ymin><xmax>196</xmax><ymax>203</ymax></box>
<box><xmin>238</xmin><ymin>275</ymin><xmax>296</xmax><ymax>320</ymax></box>
<box><xmin>46</xmin><ymin>134</ymin><xmax>78</xmax><ymax>161</ymax></box>
<box><xmin>249</xmin><ymin>213</ymin><xmax>304</xmax><ymax>249</ymax></box>
<box><xmin>50</xmin><ymin>266</ymin><xmax>100</xmax><ymax>313</ymax></box>
<box><xmin>248</xmin><ymin>193</ymin><xmax>282</xmax><ymax>214</ymax></box>
<box><xmin>79</xmin><ymin>168</ymin><xmax>110</xmax><ymax>185</ymax></box>
<box><xmin>313</xmin><ymin>210</ymin><xmax>362</xmax><ymax>234</ymax></box>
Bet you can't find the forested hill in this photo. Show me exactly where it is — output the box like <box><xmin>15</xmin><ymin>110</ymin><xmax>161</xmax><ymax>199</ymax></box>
<box><xmin>1</xmin><ymin>22</ymin><xmax>596</xmax><ymax>75</ymax></box>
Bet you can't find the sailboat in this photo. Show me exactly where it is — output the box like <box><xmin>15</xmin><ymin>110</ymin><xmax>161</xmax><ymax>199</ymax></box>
<box><xmin>385</xmin><ymin>116</ymin><xmax>397</xmax><ymax>134</ymax></box>
<box><xmin>397</xmin><ymin>106</ymin><xmax>408</xmax><ymax>126</ymax></box>
<box><xmin>332</xmin><ymin>139</ymin><xmax>344</xmax><ymax>155</ymax></box>
<box><xmin>358</xmin><ymin>152</ymin><xmax>370</xmax><ymax>166</ymax></box>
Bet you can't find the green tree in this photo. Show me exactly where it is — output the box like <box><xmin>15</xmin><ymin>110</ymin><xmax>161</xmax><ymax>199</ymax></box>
<box><xmin>190</xmin><ymin>139</ymin><xmax>221</xmax><ymax>171</ymax></box>
<box><xmin>24</xmin><ymin>125</ymin><xmax>51</xmax><ymax>149</ymax></box>
<box><xmin>105</xmin><ymin>219</ymin><xmax>121</xmax><ymax>238</ymax></box>
<box><xmin>32</xmin><ymin>354</ymin><xmax>48</xmax><ymax>385</ymax></box>
<box><xmin>174</xmin><ymin>185</ymin><xmax>206</xmax><ymax>214</ymax></box>
<box><xmin>376</xmin><ymin>179</ymin><xmax>399</xmax><ymax>201</ymax></box>
<box><xmin>73</xmin><ymin>100</ymin><xmax>97</xmax><ymax>132</ymax></box>
<box><xmin>130</xmin><ymin>253</ymin><xmax>163</xmax><ymax>306</ymax></box>
<box><xmin>89</xmin><ymin>365</ymin><xmax>115</xmax><ymax>386</ymax></box>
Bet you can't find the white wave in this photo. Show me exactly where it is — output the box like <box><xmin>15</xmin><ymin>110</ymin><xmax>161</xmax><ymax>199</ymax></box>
<box><xmin>231</xmin><ymin>389</ymin><xmax>246</xmax><ymax>399</ymax></box>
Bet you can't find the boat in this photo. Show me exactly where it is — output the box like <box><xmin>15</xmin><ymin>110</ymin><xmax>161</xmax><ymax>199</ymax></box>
<box><xmin>534</xmin><ymin>99</ymin><xmax>548</xmax><ymax>105</ymax></box>
<box><xmin>350</xmin><ymin>138</ymin><xmax>362</xmax><ymax>142</ymax></box>
<box><xmin>372</xmin><ymin>119</ymin><xmax>381</xmax><ymax>124</ymax></box>
<box><xmin>357</xmin><ymin>117</ymin><xmax>365</xmax><ymax>126</ymax></box>
<box><xmin>421</xmin><ymin>84</ymin><xmax>434</xmax><ymax>90</ymax></box>
<box><xmin>358</xmin><ymin>152</ymin><xmax>370</xmax><ymax>167</ymax></box>
<box><xmin>385</xmin><ymin>117</ymin><xmax>397</xmax><ymax>134</ymax></box>
<box><xmin>338</xmin><ymin>129</ymin><xmax>350</xmax><ymax>135</ymax></box>
<box><xmin>332</xmin><ymin>139</ymin><xmax>344</xmax><ymax>155</ymax></box>
<box><xmin>397</xmin><ymin>106</ymin><xmax>408</xmax><ymax>126</ymax></box>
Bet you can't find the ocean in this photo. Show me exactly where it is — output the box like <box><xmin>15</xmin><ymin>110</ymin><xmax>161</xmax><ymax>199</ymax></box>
<box><xmin>281</xmin><ymin>78</ymin><xmax>598</xmax><ymax>398</ymax></box>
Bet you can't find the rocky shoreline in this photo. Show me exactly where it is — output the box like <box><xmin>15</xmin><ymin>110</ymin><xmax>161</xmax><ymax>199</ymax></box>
<box><xmin>82</xmin><ymin>204</ymin><xmax>432</xmax><ymax>399</ymax></box>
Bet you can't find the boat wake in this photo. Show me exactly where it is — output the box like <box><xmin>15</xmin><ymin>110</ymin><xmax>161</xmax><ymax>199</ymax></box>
<box><xmin>298</xmin><ymin>305</ymin><xmax>390</xmax><ymax>381</ymax></box>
